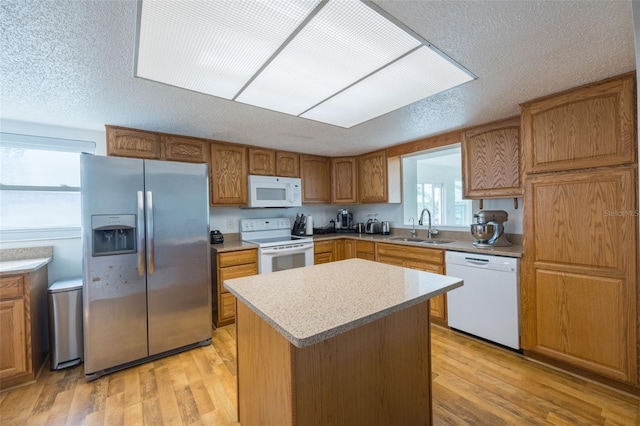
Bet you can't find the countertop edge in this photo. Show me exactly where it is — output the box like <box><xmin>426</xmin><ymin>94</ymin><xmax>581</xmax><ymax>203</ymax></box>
<box><xmin>0</xmin><ymin>257</ymin><xmax>53</xmax><ymax>276</ymax></box>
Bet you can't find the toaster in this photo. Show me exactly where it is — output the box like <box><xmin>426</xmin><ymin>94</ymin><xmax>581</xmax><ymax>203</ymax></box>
<box><xmin>365</xmin><ymin>221</ymin><xmax>382</xmax><ymax>234</ymax></box>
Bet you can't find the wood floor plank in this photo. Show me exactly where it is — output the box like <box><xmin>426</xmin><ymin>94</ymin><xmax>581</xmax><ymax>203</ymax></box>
<box><xmin>104</xmin><ymin>391</ymin><xmax>124</xmax><ymax>425</ymax></box>
<box><xmin>154</xmin><ymin>366</ymin><xmax>183</xmax><ymax>425</ymax></box>
<box><xmin>1</xmin><ymin>325</ymin><xmax>637</xmax><ymax>425</ymax></box>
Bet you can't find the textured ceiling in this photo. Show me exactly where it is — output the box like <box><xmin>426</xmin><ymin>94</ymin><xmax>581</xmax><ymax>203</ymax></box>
<box><xmin>0</xmin><ymin>0</ymin><xmax>635</xmax><ymax>156</ymax></box>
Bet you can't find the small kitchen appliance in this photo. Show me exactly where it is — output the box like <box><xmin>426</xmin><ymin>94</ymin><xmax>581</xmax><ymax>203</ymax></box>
<box><xmin>471</xmin><ymin>210</ymin><xmax>512</xmax><ymax>247</ymax></box>
<box><xmin>336</xmin><ymin>209</ymin><xmax>354</xmax><ymax>233</ymax></box>
<box><xmin>381</xmin><ymin>221</ymin><xmax>391</xmax><ymax>235</ymax></box>
<box><xmin>365</xmin><ymin>218</ymin><xmax>382</xmax><ymax>234</ymax></box>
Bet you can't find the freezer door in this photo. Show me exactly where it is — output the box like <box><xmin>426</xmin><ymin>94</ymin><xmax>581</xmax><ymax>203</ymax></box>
<box><xmin>81</xmin><ymin>154</ymin><xmax>149</xmax><ymax>375</ymax></box>
<box><xmin>144</xmin><ymin>160</ymin><xmax>211</xmax><ymax>355</ymax></box>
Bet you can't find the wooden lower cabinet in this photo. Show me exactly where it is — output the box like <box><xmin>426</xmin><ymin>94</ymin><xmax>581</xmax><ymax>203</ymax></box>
<box><xmin>0</xmin><ymin>298</ymin><xmax>27</xmax><ymax>381</ymax></box>
<box><xmin>0</xmin><ymin>267</ymin><xmax>49</xmax><ymax>390</ymax></box>
<box><xmin>377</xmin><ymin>243</ymin><xmax>447</xmax><ymax>324</ymax></box>
<box><xmin>522</xmin><ymin>166</ymin><xmax>637</xmax><ymax>387</ymax></box>
<box><xmin>212</xmin><ymin>248</ymin><xmax>257</xmax><ymax>327</ymax></box>
<box><xmin>354</xmin><ymin>241</ymin><xmax>375</xmax><ymax>261</ymax></box>
<box><xmin>314</xmin><ymin>240</ymin><xmax>336</xmax><ymax>264</ymax></box>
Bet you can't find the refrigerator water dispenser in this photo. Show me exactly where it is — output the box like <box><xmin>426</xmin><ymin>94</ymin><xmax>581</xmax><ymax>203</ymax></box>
<box><xmin>91</xmin><ymin>214</ymin><xmax>136</xmax><ymax>256</ymax></box>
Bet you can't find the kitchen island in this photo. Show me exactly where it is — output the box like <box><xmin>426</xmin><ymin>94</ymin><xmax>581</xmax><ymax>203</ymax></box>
<box><xmin>224</xmin><ymin>258</ymin><xmax>463</xmax><ymax>425</ymax></box>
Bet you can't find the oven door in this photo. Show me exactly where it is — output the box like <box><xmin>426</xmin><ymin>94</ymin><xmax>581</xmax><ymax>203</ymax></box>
<box><xmin>259</xmin><ymin>242</ymin><xmax>314</xmax><ymax>274</ymax></box>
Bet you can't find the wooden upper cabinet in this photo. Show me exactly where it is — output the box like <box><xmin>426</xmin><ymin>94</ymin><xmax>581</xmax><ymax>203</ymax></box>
<box><xmin>522</xmin><ymin>73</ymin><xmax>636</xmax><ymax>174</ymax></box>
<box><xmin>106</xmin><ymin>125</ymin><xmax>161</xmax><ymax>159</ymax></box>
<box><xmin>462</xmin><ymin>117</ymin><xmax>522</xmax><ymax>198</ymax></box>
<box><xmin>276</xmin><ymin>151</ymin><xmax>300</xmax><ymax>177</ymax></box>
<box><xmin>358</xmin><ymin>150</ymin><xmax>387</xmax><ymax>203</ymax></box>
<box><xmin>300</xmin><ymin>154</ymin><xmax>331</xmax><ymax>204</ymax></box>
<box><xmin>162</xmin><ymin>135</ymin><xmax>209</xmax><ymax>163</ymax></box>
<box><xmin>331</xmin><ymin>157</ymin><xmax>358</xmax><ymax>204</ymax></box>
<box><xmin>210</xmin><ymin>143</ymin><xmax>248</xmax><ymax>205</ymax></box>
<box><xmin>248</xmin><ymin>148</ymin><xmax>275</xmax><ymax>176</ymax></box>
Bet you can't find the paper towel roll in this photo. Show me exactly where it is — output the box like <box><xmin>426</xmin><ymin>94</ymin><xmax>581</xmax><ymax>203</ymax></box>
<box><xmin>305</xmin><ymin>215</ymin><xmax>313</xmax><ymax>235</ymax></box>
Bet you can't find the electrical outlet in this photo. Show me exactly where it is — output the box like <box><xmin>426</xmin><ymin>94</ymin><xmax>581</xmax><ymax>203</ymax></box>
<box><xmin>227</xmin><ymin>218</ymin><xmax>234</xmax><ymax>230</ymax></box>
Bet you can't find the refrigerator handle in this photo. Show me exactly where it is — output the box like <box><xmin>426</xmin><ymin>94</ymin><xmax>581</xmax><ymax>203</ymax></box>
<box><xmin>146</xmin><ymin>191</ymin><xmax>155</xmax><ymax>274</ymax></box>
<box><xmin>137</xmin><ymin>191</ymin><xmax>145</xmax><ymax>276</ymax></box>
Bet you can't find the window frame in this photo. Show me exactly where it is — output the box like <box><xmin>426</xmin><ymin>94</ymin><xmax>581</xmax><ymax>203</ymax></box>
<box><xmin>402</xmin><ymin>143</ymin><xmax>475</xmax><ymax>230</ymax></box>
<box><xmin>0</xmin><ymin>132</ymin><xmax>96</xmax><ymax>241</ymax></box>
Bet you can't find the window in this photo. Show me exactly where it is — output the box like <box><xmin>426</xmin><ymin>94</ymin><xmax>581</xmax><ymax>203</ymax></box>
<box><xmin>0</xmin><ymin>133</ymin><xmax>95</xmax><ymax>240</ymax></box>
<box><xmin>402</xmin><ymin>144</ymin><xmax>473</xmax><ymax>228</ymax></box>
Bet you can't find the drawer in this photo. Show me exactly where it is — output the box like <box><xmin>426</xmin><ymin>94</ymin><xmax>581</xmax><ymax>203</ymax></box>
<box><xmin>355</xmin><ymin>240</ymin><xmax>375</xmax><ymax>255</ymax></box>
<box><xmin>314</xmin><ymin>240</ymin><xmax>335</xmax><ymax>254</ymax></box>
<box><xmin>0</xmin><ymin>276</ymin><xmax>24</xmax><ymax>300</ymax></box>
<box><xmin>219</xmin><ymin>263</ymin><xmax>258</xmax><ymax>293</ymax></box>
<box><xmin>377</xmin><ymin>243</ymin><xmax>444</xmax><ymax>265</ymax></box>
<box><xmin>220</xmin><ymin>292</ymin><xmax>236</xmax><ymax>321</ymax></box>
<box><xmin>219</xmin><ymin>249</ymin><xmax>258</xmax><ymax>267</ymax></box>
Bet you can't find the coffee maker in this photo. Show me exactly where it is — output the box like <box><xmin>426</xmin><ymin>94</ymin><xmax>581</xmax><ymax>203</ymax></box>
<box><xmin>336</xmin><ymin>208</ymin><xmax>354</xmax><ymax>233</ymax></box>
<box><xmin>470</xmin><ymin>210</ymin><xmax>512</xmax><ymax>247</ymax></box>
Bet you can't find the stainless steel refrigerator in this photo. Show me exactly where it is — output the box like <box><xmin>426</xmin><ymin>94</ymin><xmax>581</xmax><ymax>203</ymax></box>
<box><xmin>80</xmin><ymin>154</ymin><xmax>211</xmax><ymax>380</ymax></box>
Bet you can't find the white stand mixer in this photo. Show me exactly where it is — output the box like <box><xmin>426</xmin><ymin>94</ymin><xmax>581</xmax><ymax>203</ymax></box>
<box><xmin>471</xmin><ymin>210</ymin><xmax>512</xmax><ymax>247</ymax></box>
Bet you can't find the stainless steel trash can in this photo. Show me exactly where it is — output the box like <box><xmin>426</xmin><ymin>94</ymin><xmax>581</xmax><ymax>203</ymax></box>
<box><xmin>48</xmin><ymin>278</ymin><xmax>83</xmax><ymax>370</ymax></box>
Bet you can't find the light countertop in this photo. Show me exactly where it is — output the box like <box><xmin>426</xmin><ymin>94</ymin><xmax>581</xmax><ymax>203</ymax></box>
<box><xmin>224</xmin><ymin>258</ymin><xmax>463</xmax><ymax>348</ymax></box>
<box><xmin>312</xmin><ymin>233</ymin><xmax>524</xmax><ymax>258</ymax></box>
<box><xmin>0</xmin><ymin>257</ymin><xmax>52</xmax><ymax>276</ymax></box>
<box><xmin>210</xmin><ymin>240</ymin><xmax>259</xmax><ymax>253</ymax></box>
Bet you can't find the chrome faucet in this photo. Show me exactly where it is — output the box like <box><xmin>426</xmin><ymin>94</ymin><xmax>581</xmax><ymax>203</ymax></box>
<box><xmin>418</xmin><ymin>208</ymin><xmax>439</xmax><ymax>238</ymax></box>
<box><xmin>409</xmin><ymin>217</ymin><xmax>416</xmax><ymax>237</ymax></box>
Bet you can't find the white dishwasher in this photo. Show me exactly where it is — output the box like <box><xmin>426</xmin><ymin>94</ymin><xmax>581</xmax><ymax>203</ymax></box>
<box><xmin>445</xmin><ymin>251</ymin><xmax>520</xmax><ymax>350</ymax></box>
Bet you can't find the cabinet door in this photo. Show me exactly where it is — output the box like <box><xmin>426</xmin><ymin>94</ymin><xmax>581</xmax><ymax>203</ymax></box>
<box><xmin>106</xmin><ymin>126</ymin><xmax>161</xmax><ymax>159</ymax></box>
<box><xmin>344</xmin><ymin>239</ymin><xmax>355</xmax><ymax>259</ymax></box>
<box><xmin>276</xmin><ymin>151</ymin><xmax>300</xmax><ymax>177</ymax></box>
<box><xmin>358</xmin><ymin>150</ymin><xmax>387</xmax><ymax>203</ymax></box>
<box><xmin>210</xmin><ymin>143</ymin><xmax>248</xmax><ymax>205</ymax></box>
<box><xmin>522</xmin><ymin>74</ymin><xmax>636</xmax><ymax>174</ymax></box>
<box><xmin>334</xmin><ymin>239</ymin><xmax>345</xmax><ymax>261</ymax></box>
<box><xmin>522</xmin><ymin>166</ymin><xmax>637</xmax><ymax>385</ymax></box>
<box><xmin>0</xmin><ymin>298</ymin><xmax>27</xmax><ymax>381</ymax></box>
<box><xmin>219</xmin><ymin>293</ymin><xmax>236</xmax><ymax>322</ymax></box>
<box><xmin>162</xmin><ymin>136</ymin><xmax>209</xmax><ymax>163</ymax></box>
<box><xmin>300</xmin><ymin>155</ymin><xmax>331</xmax><ymax>204</ymax></box>
<box><xmin>249</xmin><ymin>148</ymin><xmax>275</xmax><ymax>176</ymax></box>
<box><xmin>407</xmin><ymin>261</ymin><xmax>447</xmax><ymax>322</ymax></box>
<box><xmin>331</xmin><ymin>157</ymin><xmax>358</xmax><ymax>204</ymax></box>
<box><xmin>462</xmin><ymin>117</ymin><xmax>522</xmax><ymax>198</ymax></box>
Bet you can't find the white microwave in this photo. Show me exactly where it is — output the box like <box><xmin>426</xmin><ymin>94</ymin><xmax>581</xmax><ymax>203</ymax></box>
<box><xmin>247</xmin><ymin>175</ymin><xmax>302</xmax><ymax>208</ymax></box>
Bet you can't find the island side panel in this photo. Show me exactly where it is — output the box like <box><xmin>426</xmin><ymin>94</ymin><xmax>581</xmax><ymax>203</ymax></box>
<box><xmin>236</xmin><ymin>302</ymin><xmax>295</xmax><ymax>426</ymax></box>
<box><xmin>293</xmin><ymin>300</ymin><xmax>432</xmax><ymax>426</ymax></box>
<box><xmin>236</xmin><ymin>299</ymin><xmax>432</xmax><ymax>425</ymax></box>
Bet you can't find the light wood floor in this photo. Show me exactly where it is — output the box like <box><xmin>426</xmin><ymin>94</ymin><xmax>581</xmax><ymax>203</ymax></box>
<box><xmin>1</xmin><ymin>325</ymin><xmax>638</xmax><ymax>425</ymax></box>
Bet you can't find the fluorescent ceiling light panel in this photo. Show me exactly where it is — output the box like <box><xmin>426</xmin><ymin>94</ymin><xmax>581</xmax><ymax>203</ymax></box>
<box><xmin>235</xmin><ymin>1</ymin><xmax>420</xmax><ymax>115</ymax></box>
<box><xmin>136</xmin><ymin>1</ymin><xmax>320</xmax><ymax>99</ymax></box>
<box><xmin>301</xmin><ymin>46</ymin><xmax>475</xmax><ymax>128</ymax></box>
<box><xmin>135</xmin><ymin>1</ymin><xmax>476</xmax><ymax>128</ymax></box>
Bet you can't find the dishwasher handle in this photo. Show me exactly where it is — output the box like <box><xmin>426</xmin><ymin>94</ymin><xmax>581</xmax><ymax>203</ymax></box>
<box><xmin>464</xmin><ymin>257</ymin><xmax>490</xmax><ymax>266</ymax></box>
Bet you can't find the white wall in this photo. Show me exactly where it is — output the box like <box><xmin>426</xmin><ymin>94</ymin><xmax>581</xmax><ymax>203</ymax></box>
<box><xmin>0</xmin><ymin>120</ymin><xmax>106</xmax><ymax>284</ymax></box>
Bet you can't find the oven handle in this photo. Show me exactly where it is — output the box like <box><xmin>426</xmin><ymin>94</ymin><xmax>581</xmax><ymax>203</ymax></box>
<box><xmin>260</xmin><ymin>243</ymin><xmax>314</xmax><ymax>255</ymax></box>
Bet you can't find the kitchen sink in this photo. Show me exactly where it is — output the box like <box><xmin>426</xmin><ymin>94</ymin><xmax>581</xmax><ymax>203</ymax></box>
<box><xmin>387</xmin><ymin>237</ymin><xmax>453</xmax><ymax>245</ymax></box>
<box><xmin>388</xmin><ymin>237</ymin><xmax>426</xmax><ymax>243</ymax></box>
<box><xmin>420</xmin><ymin>240</ymin><xmax>453</xmax><ymax>245</ymax></box>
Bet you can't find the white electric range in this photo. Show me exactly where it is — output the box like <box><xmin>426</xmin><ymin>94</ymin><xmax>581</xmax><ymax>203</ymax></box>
<box><xmin>240</xmin><ymin>218</ymin><xmax>314</xmax><ymax>274</ymax></box>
